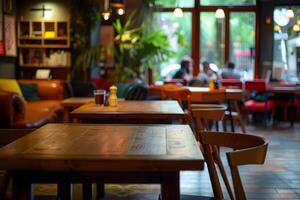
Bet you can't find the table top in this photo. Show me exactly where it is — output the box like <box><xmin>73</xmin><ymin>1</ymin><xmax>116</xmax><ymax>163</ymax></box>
<box><xmin>267</xmin><ymin>86</ymin><xmax>300</xmax><ymax>94</ymax></box>
<box><xmin>61</xmin><ymin>97</ymin><xmax>94</xmax><ymax>107</ymax></box>
<box><xmin>0</xmin><ymin>123</ymin><xmax>204</xmax><ymax>172</ymax></box>
<box><xmin>70</xmin><ymin>100</ymin><xmax>185</xmax><ymax>120</ymax></box>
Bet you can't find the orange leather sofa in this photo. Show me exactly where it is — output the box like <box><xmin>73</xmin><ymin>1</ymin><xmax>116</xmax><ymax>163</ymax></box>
<box><xmin>0</xmin><ymin>80</ymin><xmax>64</xmax><ymax>128</ymax></box>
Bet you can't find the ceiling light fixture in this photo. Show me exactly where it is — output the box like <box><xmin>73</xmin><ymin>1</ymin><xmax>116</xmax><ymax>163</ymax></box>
<box><xmin>173</xmin><ymin>7</ymin><xmax>183</xmax><ymax>18</ymax></box>
<box><xmin>293</xmin><ymin>24</ymin><xmax>300</xmax><ymax>32</ymax></box>
<box><xmin>215</xmin><ymin>8</ymin><xmax>225</xmax><ymax>19</ymax></box>
<box><xmin>286</xmin><ymin>7</ymin><xmax>294</xmax><ymax>18</ymax></box>
<box><xmin>102</xmin><ymin>0</ymin><xmax>111</xmax><ymax>20</ymax></box>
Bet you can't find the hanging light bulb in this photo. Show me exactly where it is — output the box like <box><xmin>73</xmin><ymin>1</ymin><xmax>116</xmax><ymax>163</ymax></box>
<box><xmin>102</xmin><ymin>11</ymin><xmax>111</xmax><ymax>20</ymax></box>
<box><xmin>215</xmin><ymin>9</ymin><xmax>225</xmax><ymax>19</ymax></box>
<box><xmin>286</xmin><ymin>8</ymin><xmax>294</xmax><ymax>18</ymax></box>
<box><xmin>293</xmin><ymin>24</ymin><xmax>300</xmax><ymax>32</ymax></box>
<box><xmin>117</xmin><ymin>7</ymin><xmax>125</xmax><ymax>15</ymax></box>
<box><xmin>102</xmin><ymin>0</ymin><xmax>111</xmax><ymax>20</ymax></box>
<box><xmin>173</xmin><ymin>7</ymin><xmax>183</xmax><ymax>18</ymax></box>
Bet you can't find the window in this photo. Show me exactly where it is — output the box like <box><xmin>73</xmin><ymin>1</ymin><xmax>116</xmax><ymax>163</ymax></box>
<box><xmin>230</xmin><ymin>12</ymin><xmax>256</xmax><ymax>80</ymax></box>
<box><xmin>155</xmin><ymin>0</ymin><xmax>194</xmax><ymax>8</ymax></box>
<box><xmin>200</xmin><ymin>12</ymin><xmax>225</xmax><ymax>68</ymax></box>
<box><xmin>155</xmin><ymin>12</ymin><xmax>192</xmax><ymax>78</ymax></box>
<box><xmin>273</xmin><ymin>7</ymin><xmax>300</xmax><ymax>82</ymax></box>
<box><xmin>200</xmin><ymin>0</ymin><xmax>256</xmax><ymax>6</ymax></box>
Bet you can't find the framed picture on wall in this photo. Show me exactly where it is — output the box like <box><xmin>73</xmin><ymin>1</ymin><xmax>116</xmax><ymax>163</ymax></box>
<box><xmin>3</xmin><ymin>0</ymin><xmax>13</xmax><ymax>14</ymax></box>
<box><xmin>0</xmin><ymin>0</ymin><xmax>5</xmax><ymax>56</ymax></box>
<box><xmin>4</xmin><ymin>15</ymin><xmax>16</xmax><ymax>57</ymax></box>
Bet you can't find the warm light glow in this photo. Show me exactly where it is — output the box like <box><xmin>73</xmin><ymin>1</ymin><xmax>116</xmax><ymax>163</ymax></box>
<box><xmin>173</xmin><ymin>7</ymin><xmax>183</xmax><ymax>18</ymax></box>
<box><xmin>286</xmin><ymin>8</ymin><xmax>294</xmax><ymax>18</ymax></box>
<box><xmin>102</xmin><ymin>11</ymin><xmax>111</xmax><ymax>20</ymax></box>
<box><xmin>117</xmin><ymin>8</ymin><xmax>125</xmax><ymax>15</ymax></box>
<box><xmin>215</xmin><ymin>9</ymin><xmax>225</xmax><ymax>19</ymax></box>
<box><xmin>274</xmin><ymin>25</ymin><xmax>281</xmax><ymax>31</ymax></box>
<box><xmin>293</xmin><ymin>24</ymin><xmax>300</xmax><ymax>32</ymax></box>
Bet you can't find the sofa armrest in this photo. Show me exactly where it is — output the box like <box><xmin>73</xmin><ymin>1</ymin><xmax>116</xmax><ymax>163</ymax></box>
<box><xmin>0</xmin><ymin>91</ymin><xmax>25</xmax><ymax>128</ymax></box>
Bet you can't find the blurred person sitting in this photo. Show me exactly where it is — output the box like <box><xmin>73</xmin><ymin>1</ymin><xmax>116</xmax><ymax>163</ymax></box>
<box><xmin>172</xmin><ymin>56</ymin><xmax>193</xmax><ymax>83</ymax></box>
<box><xmin>190</xmin><ymin>61</ymin><xmax>217</xmax><ymax>86</ymax></box>
<box><xmin>220</xmin><ymin>61</ymin><xmax>241</xmax><ymax>80</ymax></box>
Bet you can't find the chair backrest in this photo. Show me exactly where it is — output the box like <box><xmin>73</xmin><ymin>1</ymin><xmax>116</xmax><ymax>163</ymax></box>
<box><xmin>191</xmin><ymin>104</ymin><xmax>226</xmax><ymax>140</ymax></box>
<box><xmin>221</xmin><ymin>79</ymin><xmax>243</xmax><ymax>89</ymax></box>
<box><xmin>161</xmin><ymin>84</ymin><xmax>191</xmax><ymax>109</ymax></box>
<box><xmin>201</xmin><ymin>131</ymin><xmax>268</xmax><ymax>200</ymax></box>
<box><xmin>200</xmin><ymin>90</ymin><xmax>226</xmax><ymax>104</ymax></box>
<box><xmin>124</xmin><ymin>83</ymin><xmax>148</xmax><ymax>100</ymax></box>
<box><xmin>245</xmin><ymin>80</ymin><xmax>266</xmax><ymax>92</ymax></box>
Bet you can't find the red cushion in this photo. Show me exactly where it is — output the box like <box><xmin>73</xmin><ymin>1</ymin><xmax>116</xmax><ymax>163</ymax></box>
<box><xmin>245</xmin><ymin>100</ymin><xmax>274</xmax><ymax>112</ymax></box>
<box><xmin>92</xmin><ymin>78</ymin><xmax>113</xmax><ymax>91</ymax></box>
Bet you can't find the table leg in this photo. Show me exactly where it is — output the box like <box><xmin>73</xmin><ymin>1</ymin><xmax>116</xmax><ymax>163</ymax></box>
<box><xmin>57</xmin><ymin>183</ymin><xmax>72</xmax><ymax>200</ymax></box>
<box><xmin>63</xmin><ymin>108</ymin><xmax>70</xmax><ymax>123</ymax></box>
<box><xmin>96</xmin><ymin>183</ymin><xmax>105</xmax><ymax>199</ymax></box>
<box><xmin>82</xmin><ymin>183</ymin><xmax>93</xmax><ymax>200</ymax></box>
<box><xmin>12</xmin><ymin>173</ymin><xmax>33</xmax><ymax>200</ymax></box>
<box><xmin>161</xmin><ymin>172</ymin><xmax>179</xmax><ymax>200</ymax></box>
<box><xmin>227</xmin><ymin>100</ymin><xmax>235</xmax><ymax>132</ymax></box>
<box><xmin>291</xmin><ymin>95</ymin><xmax>295</xmax><ymax>127</ymax></box>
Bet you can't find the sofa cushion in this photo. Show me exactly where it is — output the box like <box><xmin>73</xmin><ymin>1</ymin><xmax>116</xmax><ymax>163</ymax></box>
<box><xmin>0</xmin><ymin>79</ymin><xmax>23</xmax><ymax>97</ymax></box>
<box><xmin>19</xmin><ymin>83</ymin><xmax>40</xmax><ymax>102</ymax></box>
<box><xmin>19</xmin><ymin>80</ymin><xmax>64</xmax><ymax>100</ymax></box>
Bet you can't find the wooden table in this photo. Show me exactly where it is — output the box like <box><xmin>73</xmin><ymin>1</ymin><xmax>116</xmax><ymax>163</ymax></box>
<box><xmin>267</xmin><ymin>86</ymin><xmax>300</xmax><ymax>127</ymax></box>
<box><xmin>70</xmin><ymin>100</ymin><xmax>185</xmax><ymax>124</ymax></box>
<box><xmin>0</xmin><ymin>123</ymin><xmax>204</xmax><ymax>200</ymax></box>
<box><xmin>186</xmin><ymin>86</ymin><xmax>243</xmax><ymax>103</ymax></box>
<box><xmin>187</xmin><ymin>87</ymin><xmax>244</xmax><ymax>132</ymax></box>
<box><xmin>61</xmin><ymin>97</ymin><xmax>94</xmax><ymax>122</ymax></box>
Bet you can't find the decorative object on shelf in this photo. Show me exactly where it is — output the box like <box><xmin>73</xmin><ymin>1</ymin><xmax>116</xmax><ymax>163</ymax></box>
<box><xmin>17</xmin><ymin>19</ymin><xmax>71</xmax><ymax>80</ymax></box>
<box><xmin>4</xmin><ymin>15</ymin><xmax>16</xmax><ymax>57</ymax></box>
<box><xmin>30</xmin><ymin>4</ymin><xmax>52</xmax><ymax>17</ymax></box>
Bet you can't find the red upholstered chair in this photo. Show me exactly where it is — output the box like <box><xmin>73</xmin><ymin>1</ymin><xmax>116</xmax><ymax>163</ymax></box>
<box><xmin>221</xmin><ymin>79</ymin><xmax>243</xmax><ymax>89</ymax></box>
<box><xmin>245</xmin><ymin>80</ymin><xmax>275</xmax><ymax>126</ymax></box>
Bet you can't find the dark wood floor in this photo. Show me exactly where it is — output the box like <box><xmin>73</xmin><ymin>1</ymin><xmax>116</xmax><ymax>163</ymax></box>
<box><xmin>1</xmin><ymin>122</ymin><xmax>300</xmax><ymax>200</ymax></box>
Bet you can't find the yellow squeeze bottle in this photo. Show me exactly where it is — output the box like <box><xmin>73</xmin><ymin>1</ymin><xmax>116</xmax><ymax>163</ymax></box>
<box><xmin>209</xmin><ymin>77</ymin><xmax>215</xmax><ymax>91</ymax></box>
<box><xmin>109</xmin><ymin>85</ymin><xmax>118</xmax><ymax>106</ymax></box>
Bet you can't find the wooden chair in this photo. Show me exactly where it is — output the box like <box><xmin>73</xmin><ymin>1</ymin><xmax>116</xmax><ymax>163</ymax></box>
<box><xmin>199</xmin><ymin>131</ymin><xmax>268</xmax><ymax>200</ymax></box>
<box><xmin>190</xmin><ymin>104</ymin><xmax>235</xmax><ymax>200</ymax></box>
<box><xmin>161</xmin><ymin>84</ymin><xmax>192</xmax><ymax>124</ymax></box>
<box><xmin>224</xmin><ymin>91</ymin><xmax>246</xmax><ymax>133</ymax></box>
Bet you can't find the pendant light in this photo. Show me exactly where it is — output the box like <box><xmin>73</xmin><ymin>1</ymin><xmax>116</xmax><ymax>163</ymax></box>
<box><xmin>173</xmin><ymin>1</ymin><xmax>183</xmax><ymax>18</ymax></box>
<box><xmin>286</xmin><ymin>7</ymin><xmax>294</xmax><ymax>19</ymax></box>
<box><xmin>215</xmin><ymin>8</ymin><xmax>225</xmax><ymax>19</ymax></box>
<box><xmin>102</xmin><ymin>0</ymin><xmax>111</xmax><ymax>20</ymax></box>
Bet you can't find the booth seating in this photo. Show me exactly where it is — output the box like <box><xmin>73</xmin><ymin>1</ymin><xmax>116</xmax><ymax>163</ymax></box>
<box><xmin>0</xmin><ymin>79</ymin><xmax>64</xmax><ymax>128</ymax></box>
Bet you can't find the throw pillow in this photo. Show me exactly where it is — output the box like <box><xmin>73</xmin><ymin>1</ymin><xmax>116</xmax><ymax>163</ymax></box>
<box><xmin>0</xmin><ymin>79</ymin><xmax>23</xmax><ymax>96</ymax></box>
<box><xmin>19</xmin><ymin>83</ymin><xmax>40</xmax><ymax>101</ymax></box>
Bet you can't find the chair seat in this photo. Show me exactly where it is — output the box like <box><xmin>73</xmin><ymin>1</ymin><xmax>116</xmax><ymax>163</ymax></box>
<box><xmin>245</xmin><ymin>100</ymin><xmax>274</xmax><ymax>112</ymax></box>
